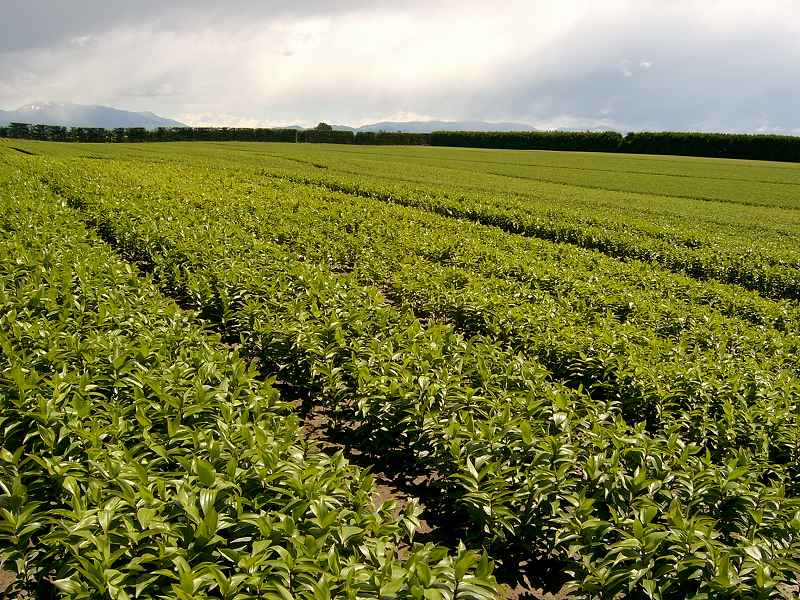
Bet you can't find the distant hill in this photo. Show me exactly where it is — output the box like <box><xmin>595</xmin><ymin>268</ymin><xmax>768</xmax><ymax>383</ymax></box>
<box><xmin>0</xmin><ymin>106</ymin><xmax>537</xmax><ymax>133</ymax></box>
<box><xmin>0</xmin><ymin>102</ymin><xmax>186</xmax><ymax>129</ymax></box>
<box><xmin>302</xmin><ymin>121</ymin><xmax>536</xmax><ymax>133</ymax></box>
<box><xmin>355</xmin><ymin>120</ymin><xmax>536</xmax><ymax>133</ymax></box>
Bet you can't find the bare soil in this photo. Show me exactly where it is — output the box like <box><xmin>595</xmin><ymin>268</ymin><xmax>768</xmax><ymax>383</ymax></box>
<box><xmin>0</xmin><ymin>569</ymin><xmax>15</xmax><ymax>595</ymax></box>
<box><xmin>295</xmin><ymin>394</ymin><xmax>573</xmax><ymax>599</ymax></box>
<box><xmin>502</xmin><ymin>583</ymin><xmax>573</xmax><ymax>600</ymax></box>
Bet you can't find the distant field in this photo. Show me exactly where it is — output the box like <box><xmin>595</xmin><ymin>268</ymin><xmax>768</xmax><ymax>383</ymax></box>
<box><xmin>1</xmin><ymin>140</ymin><xmax>799</xmax><ymax>599</ymax></box>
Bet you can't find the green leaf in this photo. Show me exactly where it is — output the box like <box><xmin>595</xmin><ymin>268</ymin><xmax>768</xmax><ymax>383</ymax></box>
<box><xmin>54</xmin><ymin>577</ymin><xmax>83</xmax><ymax>593</ymax></box>
<box><xmin>195</xmin><ymin>460</ymin><xmax>216</xmax><ymax>486</ymax></box>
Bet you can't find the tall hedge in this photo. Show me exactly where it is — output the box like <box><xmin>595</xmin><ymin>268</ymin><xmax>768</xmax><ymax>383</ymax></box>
<box><xmin>620</xmin><ymin>132</ymin><xmax>800</xmax><ymax>162</ymax></box>
<box><xmin>430</xmin><ymin>130</ymin><xmax>624</xmax><ymax>152</ymax></box>
<box><xmin>355</xmin><ymin>131</ymin><xmax>431</xmax><ymax>145</ymax></box>
<box><xmin>302</xmin><ymin>129</ymin><xmax>355</xmax><ymax>144</ymax></box>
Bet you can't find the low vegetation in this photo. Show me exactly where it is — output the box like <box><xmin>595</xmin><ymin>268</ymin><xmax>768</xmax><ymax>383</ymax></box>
<box><xmin>1</xmin><ymin>140</ymin><xmax>798</xmax><ymax>598</ymax></box>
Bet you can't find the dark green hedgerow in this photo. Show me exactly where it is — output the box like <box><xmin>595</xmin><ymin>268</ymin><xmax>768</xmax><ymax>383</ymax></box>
<box><xmin>621</xmin><ymin>132</ymin><xmax>800</xmax><ymax>162</ymax></box>
<box><xmin>429</xmin><ymin>131</ymin><xmax>623</xmax><ymax>152</ymax></box>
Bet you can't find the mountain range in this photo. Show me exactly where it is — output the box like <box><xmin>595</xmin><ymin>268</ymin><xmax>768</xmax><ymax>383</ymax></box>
<box><xmin>1</xmin><ymin>102</ymin><xmax>540</xmax><ymax>132</ymax></box>
<box><xmin>342</xmin><ymin>120</ymin><xmax>536</xmax><ymax>133</ymax></box>
<box><xmin>260</xmin><ymin>121</ymin><xmax>536</xmax><ymax>133</ymax></box>
<box><xmin>0</xmin><ymin>102</ymin><xmax>187</xmax><ymax>129</ymax></box>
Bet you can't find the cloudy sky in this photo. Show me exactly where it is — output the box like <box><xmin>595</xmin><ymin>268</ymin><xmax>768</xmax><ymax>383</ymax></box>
<box><xmin>1</xmin><ymin>0</ymin><xmax>799</xmax><ymax>131</ymax></box>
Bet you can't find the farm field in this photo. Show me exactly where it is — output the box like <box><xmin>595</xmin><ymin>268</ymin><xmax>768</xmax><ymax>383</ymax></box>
<box><xmin>1</xmin><ymin>139</ymin><xmax>799</xmax><ymax>599</ymax></box>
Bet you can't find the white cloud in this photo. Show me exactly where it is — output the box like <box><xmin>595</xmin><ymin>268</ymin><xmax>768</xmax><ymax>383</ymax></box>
<box><xmin>639</xmin><ymin>60</ymin><xmax>653</xmax><ymax>70</ymax></box>
<box><xmin>69</xmin><ymin>35</ymin><xmax>94</xmax><ymax>48</ymax></box>
<box><xmin>180</xmin><ymin>113</ymin><xmax>297</xmax><ymax>128</ymax></box>
<box><xmin>529</xmin><ymin>114</ymin><xmax>628</xmax><ymax>132</ymax></box>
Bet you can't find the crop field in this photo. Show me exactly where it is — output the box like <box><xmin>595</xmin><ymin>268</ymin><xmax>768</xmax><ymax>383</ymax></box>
<box><xmin>1</xmin><ymin>139</ymin><xmax>799</xmax><ymax>599</ymax></box>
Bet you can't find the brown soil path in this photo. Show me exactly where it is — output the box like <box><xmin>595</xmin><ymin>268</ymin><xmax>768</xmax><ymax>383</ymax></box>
<box><xmin>295</xmin><ymin>395</ymin><xmax>573</xmax><ymax>600</ymax></box>
<box><xmin>0</xmin><ymin>569</ymin><xmax>15</xmax><ymax>595</ymax></box>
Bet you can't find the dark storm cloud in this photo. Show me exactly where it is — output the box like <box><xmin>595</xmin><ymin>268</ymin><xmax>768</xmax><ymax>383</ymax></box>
<box><xmin>1</xmin><ymin>1</ymin><xmax>799</xmax><ymax>132</ymax></box>
<box><xmin>0</xmin><ymin>0</ymin><xmax>403</xmax><ymax>51</ymax></box>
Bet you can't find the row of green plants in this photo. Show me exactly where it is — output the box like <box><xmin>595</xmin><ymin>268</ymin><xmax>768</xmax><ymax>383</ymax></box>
<box><xmin>213</xmin><ymin>146</ymin><xmax>797</xmax><ymax>327</ymax></box>
<box><xmin>246</xmin><ymin>162</ymin><xmax>800</xmax><ymax>300</ymax></box>
<box><xmin>0</xmin><ymin>160</ymin><xmax>498</xmax><ymax>599</ymax></box>
<box><xmin>54</xmin><ymin>155</ymin><xmax>800</xmax><ymax>477</ymax></box>
<box><xmin>325</xmin><ymin>143</ymin><xmax>800</xmax><ymax>210</ymax></box>
<box><xmin>199</xmin><ymin>168</ymin><xmax>800</xmax><ymax>458</ymax></box>
<box><xmin>34</xmin><ymin>151</ymin><xmax>800</xmax><ymax>462</ymax></box>
<box><xmin>73</xmin><ymin>139</ymin><xmax>796</xmax><ymax>278</ymax></box>
<box><xmin>25</xmin><ymin>152</ymin><xmax>800</xmax><ymax>597</ymax></box>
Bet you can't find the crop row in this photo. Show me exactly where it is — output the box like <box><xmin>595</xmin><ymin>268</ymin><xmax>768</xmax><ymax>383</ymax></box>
<box><xmin>160</xmin><ymin>141</ymin><xmax>800</xmax><ymax>211</ymax></box>
<box><xmin>22</xmin><ymin>152</ymin><xmax>800</xmax><ymax>597</ymax></box>
<box><xmin>37</xmin><ymin>150</ymin><xmax>800</xmax><ymax>332</ymax></box>
<box><xmin>235</xmin><ymin>155</ymin><xmax>800</xmax><ymax>300</ymax></box>
<box><xmin>40</xmin><ymin>155</ymin><xmax>797</xmax><ymax>434</ymax></box>
<box><xmin>57</xmin><ymin>156</ymin><xmax>800</xmax><ymax>477</ymax></box>
<box><xmin>0</xmin><ymin>161</ymin><xmax>497</xmax><ymax>599</ymax></box>
<box><xmin>154</xmin><ymin>142</ymin><xmax>800</xmax><ymax>240</ymax></box>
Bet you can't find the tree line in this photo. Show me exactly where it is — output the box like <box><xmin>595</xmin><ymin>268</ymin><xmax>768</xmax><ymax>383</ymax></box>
<box><xmin>3</xmin><ymin>121</ymin><xmax>800</xmax><ymax>162</ymax></box>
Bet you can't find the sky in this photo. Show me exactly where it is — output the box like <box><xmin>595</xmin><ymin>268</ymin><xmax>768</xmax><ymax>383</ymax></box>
<box><xmin>1</xmin><ymin>0</ymin><xmax>799</xmax><ymax>132</ymax></box>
